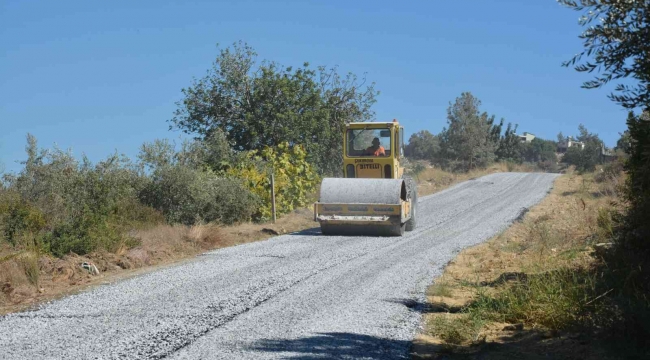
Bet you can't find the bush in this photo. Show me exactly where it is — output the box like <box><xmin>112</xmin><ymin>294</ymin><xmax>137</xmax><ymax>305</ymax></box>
<box><xmin>140</xmin><ymin>165</ymin><xmax>259</xmax><ymax>225</ymax></box>
<box><xmin>228</xmin><ymin>143</ymin><xmax>319</xmax><ymax>221</ymax></box>
<box><xmin>0</xmin><ymin>191</ymin><xmax>46</xmax><ymax>245</ymax></box>
<box><xmin>594</xmin><ymin>160</ymin><xmax>624</xmax><ymax>183</ymax></box>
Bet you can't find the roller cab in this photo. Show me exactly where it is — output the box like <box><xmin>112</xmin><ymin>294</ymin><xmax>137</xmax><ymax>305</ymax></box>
<box><xmin>314</xmin><ymin>120</ymin><xmax>418</xmax><ymax>236</ymax></box>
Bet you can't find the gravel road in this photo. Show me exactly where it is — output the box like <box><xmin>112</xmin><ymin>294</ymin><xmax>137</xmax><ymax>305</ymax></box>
<box><xmin>0</xmin><ymin>172</ymin><xmax>558</xmax><ymax>359</ymax></box>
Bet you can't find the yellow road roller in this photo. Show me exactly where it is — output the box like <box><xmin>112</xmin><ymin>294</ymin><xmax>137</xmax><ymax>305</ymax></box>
<box><xmin>313</xmin><ymin>119</ymin><xmax>418</xmax><ymax>236</ymax></box>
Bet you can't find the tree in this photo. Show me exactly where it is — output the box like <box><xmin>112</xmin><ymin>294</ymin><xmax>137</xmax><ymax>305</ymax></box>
<box><xmin>561</xmin><ymin>2</ymin><xmax>650</xmax><ymax>339</ymax></box>
<box><xmin>522</xmin><ymin>138</ymin><xmax>557</xmax><ymax>163</ymax></box>
<box><xmin>561</xmin><ymin>124</ymin><xmax>602</xmax><ymax>171</ymax></box>
<box><xmin>169</xmin><ymin>41</ymin><xmax>378</xmax><ymax>175</ymax></box>
<box><xmin>496</xmin><ymin>123</ymin><xmax>523</xmax><ymax>162</ymax></box>
<box><xmin>404</xmin><ymin>130</ymin><xmax>439</xmax><ymax>160</ymax></box>
<box><xmin>439</xmin><ymin>92</ymin><xmax>498</xmax><ymax>170</ymax></box>
<box><xmin>616</xmin><ymin>129</ymin><xmax>632</xmax><ymax>154</ymax></box>
<box><xmin>623</xmin><ymin>110</ymin><xmax>650</xmax><ymax>237</ymax></box>
<box><xmin>559</xmin><ymin>1</ymin><xmax>650</xmax><ymax>109</ymax></box>
<box><xmin>557</xmin><ymin>132</ymin><xmax>566</xmax><ymax>144</ymax></box>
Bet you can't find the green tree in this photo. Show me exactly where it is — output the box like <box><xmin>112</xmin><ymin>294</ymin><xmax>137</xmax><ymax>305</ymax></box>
<box><xmin>522</xmin><ymin>138</ymin><xmax>557</xmax><ymax>163</ymax></box>
<box><xmin>169</xmin><ymin>41</ymin><xmax>378</xmax><ymax>175</ymax></box>
<box><xmin>404</xmin><ymin>130</ymin><xmax>440</xmax><ymax>160</ymax></box>
<box><xmin>561</xmin><ymin>124</ymin><xmax>602</xmax><ymax>172</ymax></box>
<box><xmin>496</xmin><ymin>123</ymin><xmax>523</xmax><ymax>162</ymax></box>
<box><xmin>623</xmin><ymin>110</ymin><xmax>650</xmax><ymax>238</ymax></box>
<box><xmin>615</xmin><ymin>129</ymin><xmax>632</xmax><ymax>154</ymax></box>
<box><xmin>561</xmin><ymin>2</ymin><xmax>650</xmax><ymax>344</ymax></box>
<box><xmin>439</xmin><ymin>92</ymin><xmax>498</xmax><ymax>170</ymax></box>
<box><xmin>560</xmin><ymin>1</ymin><xmax>650</xmax><ymax>109</ymax></box>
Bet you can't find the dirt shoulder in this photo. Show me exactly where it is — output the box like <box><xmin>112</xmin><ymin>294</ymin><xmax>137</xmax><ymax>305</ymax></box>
<box><xmin>411</xmin><ymin>170</ymin><xmax>630</xmax><ymax>359</ymax></box>
<box><xmin>0</xmin><ymin>209</ymin><xmax>316</xmax><ymax>315</ymax></box>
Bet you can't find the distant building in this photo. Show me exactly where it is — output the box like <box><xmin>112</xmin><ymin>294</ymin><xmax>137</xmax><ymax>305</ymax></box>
<box><xmin>557</xmin><ymin>136</ymin><xmax>585</xmax><ymax>153</ymax></box>
<box><xmin>600</xmin><ymin>144</ymin><xmax>616</xmax><ymax>162</ymax></box>
<box><xmin>517</xmin><ymin>132</ymin><xmax>536</xmax><ymax>143</ymax></box>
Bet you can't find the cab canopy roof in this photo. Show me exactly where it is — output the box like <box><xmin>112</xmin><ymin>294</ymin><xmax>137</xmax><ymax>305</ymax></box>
<box><xmin>347</xmin><ymin>120</ymin><xmax>400</xmax><ymax>128</ymax></box>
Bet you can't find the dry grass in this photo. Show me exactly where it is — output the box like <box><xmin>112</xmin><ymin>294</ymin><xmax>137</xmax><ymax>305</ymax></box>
<box><xmin>413</xmin><ymin>170</ymin><xmax>627</xmax><ymax>359</ymax></box>
<box><xmin>412</xmin><ymin>162</ymin><xmax>539</xmax><ymax>197</ymax></box>
<box><xmin>0</xmin><ymin>208</ymin><xmax>316</xmax><ymax>314</ymax></box>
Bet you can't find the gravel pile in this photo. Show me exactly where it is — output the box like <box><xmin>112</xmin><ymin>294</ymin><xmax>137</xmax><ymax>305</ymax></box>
<box><xmin>0</xmin><ymin>172</ymin><xmax>558</xmax><ymax>359</ymax></box>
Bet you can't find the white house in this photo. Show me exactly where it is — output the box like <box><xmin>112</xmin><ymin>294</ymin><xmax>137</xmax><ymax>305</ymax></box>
<box><xmin>517</xmin><ymin>132</ymin><xmax>536</xmax><ymax>143</ymax></box>
<box><xmin>558</xmin><ymin>137</ymin><xmax>585</xmax><ymax>153</ymax></box>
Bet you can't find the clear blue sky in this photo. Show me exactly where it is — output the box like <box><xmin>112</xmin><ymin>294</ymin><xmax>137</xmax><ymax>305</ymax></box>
<box><xmin>0</xmin><ymin>0</ymin><xmax>629</xmax><ymax>173</ymax></box>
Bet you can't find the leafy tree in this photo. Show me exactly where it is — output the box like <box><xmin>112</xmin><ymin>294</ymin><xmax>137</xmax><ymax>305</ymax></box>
<box><xmin>560</xmin><ymin>1</ymin><xmax>650</xmax><ymax>109</ymax></box>
<box><xmin>496</xmin><ymin>123</ymin><xmax>523</xmax><ymax>162</ymax></box>
<box><xmin>560</xmin><ymin>1</ymin><xmax>650</xmax><ymax>233</ymax></box>
<box><xmin>561</xmin><ymin>2</ymin><xmax>650</xmax><ymax>342</ymax></box>
<box><xmin>404</xmin><ymin>130</ymin><xmax>439</xmax><ymax>160</ymax></box>
<box><xmin>623</xmin><ymin>110</ymin><xmax>650</xmax><ymax>240</ymax></box>
<box><xmin>522</xmin><ymin>138</ymin><xmax>557</xmax><ymax>163</ymax></box>
<box><xmin>616</xmin><ymin>129</ymin><xmax>632</xmax><ymax>154</ymax></box>
<box><xmin>561</xmin><ymin>124</ymin><xmax>602</xmax><ymax>171</ymax></box>
<box><xmin>557</xmin><ymin>132</ymin><xmax>566</xmax><ymax>144</ymax></box>
<box><xmin>169</xmin><ymin>41</ymin><xmax>378</xmax><ymax>175</ymax></box>
<box><xmin>439</xmin><ymin>92</ymin><xmax>498</xmax><ymax>170</ymax></box>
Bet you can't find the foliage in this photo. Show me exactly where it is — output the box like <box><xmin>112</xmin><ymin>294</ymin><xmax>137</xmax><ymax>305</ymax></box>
<box><xmin>0</xmin><ymin>136</ymin><xmax>157</xmax><ymax>255</ymax></box>
<box><xmin>559</xmin><ymin>0</ymin><xmax>650</xmax><ymax>109</ymax></box>
<box><xmin>227</xmin><ymin>143</ymin><xmax>319</xmax><ymax>221</ymax></box>
<box><xmin>169</xmin><ymin>41</ymin><xmax>378</xmax><ymax>175</ymax></box>
<box><xmin>438</xmin><ymin>92</ymin><xmax>499</xmax><ymax>171</ymax></box>
<box><xmin>467</xmin><ymin>268</ymin><xmax>603</xmax><ymax>331</ymax></box>
<box><xmin>138</xmin><ymin>139</ymin><xmax>258</xmax><ymax>225</ymax></box>
<box><xmin>622</xmin><ymin>110</ymin><xmax>650</xmax><ymax>244</ymax></box>
<box><xmin>561</xmin><ymin>124</ymin><xmax>602</xmax><ymax>172</ymax></box>
<box><xmin>0</xmin><ymin>191</ymin><xmax>46</xmax><ymax>245</ymax></box>
<box><xmin>560</xmin><ymin>2</ymin><xmax>650</xmax><ymax>350</ymax></box>
<box><xmin>496</xmin><ymin>123</ymin><xmax>523</xmax><ymax>162</ymax></box>
<box><xmin>615</xmin><ymin>129</ymin><xmax>632</xmax><ymax>154</ymax></box>
<box><xmin>522</xmin><ymin>138</ymin><xmax>557</xmax><ymax>163</ymax></box>
<box><xmin>404</xmin><ymin>130</ymin><xmax>439</xmax><ymax>160</ymax></box>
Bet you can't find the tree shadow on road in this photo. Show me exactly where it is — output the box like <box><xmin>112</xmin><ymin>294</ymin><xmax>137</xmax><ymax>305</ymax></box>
<box><xmin>247</xmin><ymin>332</ymin><xmax>411</xmax><ymax>359</ymax></box>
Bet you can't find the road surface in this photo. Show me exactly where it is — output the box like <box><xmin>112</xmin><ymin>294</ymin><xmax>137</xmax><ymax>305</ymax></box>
<box><xmin>0</xmin><ymin>172</ymin><xmax>558</xmax><ymax>359</ymax></box>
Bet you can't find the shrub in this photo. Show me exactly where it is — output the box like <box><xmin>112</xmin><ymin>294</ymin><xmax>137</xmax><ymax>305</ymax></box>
<box><xmin>0</xmin><ymin>192</ymin><xmax>46</xmax><ymax>245</ymax></box>
<box><xmin>228</xmin><ymin>143</ymin><xmax>319</xmax><ymax>221</ymax></box>
<box><xmin>595</xmin><ymin>160</ymin><xmax>624</xmax><ymax>183</ymax></box>
<box><xmin>140</xmin><ymin>165</ymin><xmax>259</xmax><ymax>225</ymax></box>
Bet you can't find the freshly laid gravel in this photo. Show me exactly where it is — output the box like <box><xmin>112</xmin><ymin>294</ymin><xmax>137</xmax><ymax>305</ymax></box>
<box><xmin>0</xmin><ymin>172</ymin><xmax>558</xmax><ymax>359</ymax></box>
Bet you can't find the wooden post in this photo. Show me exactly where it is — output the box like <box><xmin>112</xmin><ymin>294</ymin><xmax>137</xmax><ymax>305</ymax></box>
<box><xmin>271</xmin><ymin>173</ymin><xmax>277</xmax><ymax>224</ymax></box>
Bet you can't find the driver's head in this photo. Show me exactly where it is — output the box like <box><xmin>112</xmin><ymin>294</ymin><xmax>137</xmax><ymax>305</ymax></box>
<box><xmin>372</xmin><ymin>137</ymin><xmax>380</xmax><ymax>148</ymax></box>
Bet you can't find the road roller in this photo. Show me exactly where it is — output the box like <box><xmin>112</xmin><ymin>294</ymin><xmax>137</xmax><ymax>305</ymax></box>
<box><xmin>313</xmin><ymin>119</ymin><xmax>418</xmax><ymax>236</ymax></box>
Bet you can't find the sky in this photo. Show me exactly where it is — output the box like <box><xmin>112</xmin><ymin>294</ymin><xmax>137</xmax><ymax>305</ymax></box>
<box><xmin>0</xmin><ymin>0</ymin><xmax>631</xmax><ymax>173</ymax></box>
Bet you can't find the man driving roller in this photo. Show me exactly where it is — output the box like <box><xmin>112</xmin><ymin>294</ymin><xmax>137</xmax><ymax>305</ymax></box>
<box><xmin>365</xmin><ymin>137</ymin><xmax>385</xmax><ymax>156</ymax></box>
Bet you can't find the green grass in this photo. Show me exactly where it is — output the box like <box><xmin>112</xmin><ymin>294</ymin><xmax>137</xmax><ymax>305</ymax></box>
<box><xmin>465</xmin><ymin>267</ymin><xmax>601</xmax><ymax>331</ymax></box>
<box><xmin>429</xmin><ymin>312</ymin><xmax>486</xmax><ymax>345</ymax></box>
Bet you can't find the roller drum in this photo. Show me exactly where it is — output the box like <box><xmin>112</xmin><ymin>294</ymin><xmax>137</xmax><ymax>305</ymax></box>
<box><xmin>319</xmin><ymin>178</ymin><xmax>405</xmax><ymax>205</ymax></box>
<box><xmin>317</xmin><ymin>178</ymin><xmax>407</xmax><ymax>236</ymax></box>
